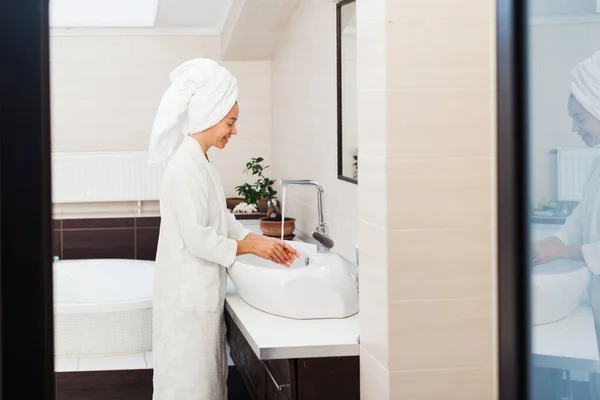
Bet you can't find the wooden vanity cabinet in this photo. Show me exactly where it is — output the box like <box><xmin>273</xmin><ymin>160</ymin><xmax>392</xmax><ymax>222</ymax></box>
<box><xmin>225</xmin><ymin>311</ymin><xmax>359</xmax><ymax>400</ymax></box>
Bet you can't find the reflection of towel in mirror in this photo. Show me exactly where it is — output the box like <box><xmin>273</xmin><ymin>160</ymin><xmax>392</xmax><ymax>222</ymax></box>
<box><xmin>571</xmin><ymin>50</ymin><xmax>600</xmax><ymax>120</ymax></box>
<box><xmin>148</xmin><ymin>58</ymin><xmax>238</xmax><ymax>164</ymax></box>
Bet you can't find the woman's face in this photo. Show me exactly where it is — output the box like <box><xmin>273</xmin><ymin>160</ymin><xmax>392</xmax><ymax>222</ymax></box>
<box><xmin>209</xmin><ymin>102</ymin><xmax>239</xmax><ymax>150</ymax></box>
<box><xmin>568</xmin><ymin>96</ymin><xmax>600</xmax><ymax>147</ymax></box>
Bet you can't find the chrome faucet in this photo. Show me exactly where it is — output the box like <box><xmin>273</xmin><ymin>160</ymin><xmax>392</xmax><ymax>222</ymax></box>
<box><xmin>280</xmin><ymin>180</ymin><xmax>334</xmax><ymax>252</ymax></box>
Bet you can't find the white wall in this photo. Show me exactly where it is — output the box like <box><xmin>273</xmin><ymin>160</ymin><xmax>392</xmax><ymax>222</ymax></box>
<box><xmin>271</xmin><ymin>0</ymin><xmax>358</xmax><ymax>261</ymax></box>
<box><xmin>50</xmin><ymin>16</ymin><xmax>358</xmax><ymax>260</ymax></box>
<box><xmin>49</xmin><ymin>34</ymin><xmax>271</xmax><ymax>198</ymax></box>
<box><xmin>529</xmin><ymin>21</ymin><xmax>600</xmax><ymax>203</ymax></box>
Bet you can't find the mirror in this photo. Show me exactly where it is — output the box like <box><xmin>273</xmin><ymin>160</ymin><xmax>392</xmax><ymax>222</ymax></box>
<box><xmin>336</xmin><ymin>0</ymin><xmax>357</xmax><ymax>184</ymax></box>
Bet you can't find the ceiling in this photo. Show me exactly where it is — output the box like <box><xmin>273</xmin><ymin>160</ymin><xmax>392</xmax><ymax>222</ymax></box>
<box><xmin>49</xmin><ymin>0</ymin><xmax>233</xmax><ymax>32</ymax></box>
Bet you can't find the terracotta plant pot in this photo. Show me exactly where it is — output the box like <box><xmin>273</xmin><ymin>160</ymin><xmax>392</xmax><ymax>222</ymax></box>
<box><xmin>259</xmin><ymin>217</ymin><xmax>296</xmax><ymax>238</ymax></box>
<box><xmin>257</xmin><ymin>199</ymin><xmax>268</xmax><ymax>213</ymax></box>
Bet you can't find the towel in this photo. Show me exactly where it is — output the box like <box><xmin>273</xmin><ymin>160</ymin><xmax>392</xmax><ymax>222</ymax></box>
<box><xmin>571</xmin><ymin>50</ymin><xmax>600</xmax><ymax>120</ymax></box>
<box><xmin>148</xmin><ymin>58</ymin><xmax>238</xmax><ymax>164</ymax></box>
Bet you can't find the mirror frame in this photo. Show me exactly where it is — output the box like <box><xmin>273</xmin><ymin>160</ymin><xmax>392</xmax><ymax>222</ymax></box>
<box><xmin>336</xmin><ymin>0</ymin><xmax>358</xmax><ymax>185</ymax></box>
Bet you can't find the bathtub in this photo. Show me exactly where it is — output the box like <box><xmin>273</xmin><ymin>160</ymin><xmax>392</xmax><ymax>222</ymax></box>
<box><xmin>53</xmin><ymin>259</ymin><xmax>154</xmax><ymax>357</ymax></box>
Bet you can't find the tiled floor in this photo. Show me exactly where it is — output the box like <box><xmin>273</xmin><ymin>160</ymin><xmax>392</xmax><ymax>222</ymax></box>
<box><xmin>55</xmin><ymin>345</ymin><xmax>235</xmax><ymax>372</ymax></box>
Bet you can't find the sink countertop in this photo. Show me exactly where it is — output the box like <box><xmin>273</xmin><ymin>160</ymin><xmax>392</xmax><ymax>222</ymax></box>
<box><xmin>532</xmin><ymin>302</ymin><xmax>600</xmax><ymax>372</ymax></box>
<box><xmin>225</xmin><ymin>220</ymin><xmax>360</xmax><ymax>361</ymax></box>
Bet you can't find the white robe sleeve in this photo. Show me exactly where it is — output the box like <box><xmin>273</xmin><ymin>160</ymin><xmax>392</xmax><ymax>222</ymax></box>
<box><xmin>554</xmin><ymin>205</ymin><xmax>583</xmax><ymax>247</ymax></box>
<box><xmin>165</xmin><ymin>172</ymin><xmax>238</xmax><ymax>268</ymax></box>
<box><xmin>553</xmin><ymin>206</ymin><xmax>600</xmax><ymax>274</ymax></box>
<box><xmin>225</xmin><ymin>211</ymin><xmax>251</xmax><ymax>241</ymax></box>
<box><xmin>555</xmin><ymin>157</ymin><xmax>600</xmax><ymax>274</ymax></box>
<box><xmin>556</xmin><ymin>207</ymin><xmax>600</xmax><ymax>274</ymax></box>
<box><xmin>582</xmin><ymin>243</ymin><xmax>600</xmax><ymax>275</ymax></box>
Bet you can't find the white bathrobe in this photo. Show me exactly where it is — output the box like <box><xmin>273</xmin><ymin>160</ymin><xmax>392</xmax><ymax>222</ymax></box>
<box><xmin>152</xmin><ymin>136</ymin><xmax>250</xmax><ymax>400</ymax></box>
<box><xmin>555</xmin><ymin>155</ymin><xmax>600</xmax><ymax>275</ymax></box>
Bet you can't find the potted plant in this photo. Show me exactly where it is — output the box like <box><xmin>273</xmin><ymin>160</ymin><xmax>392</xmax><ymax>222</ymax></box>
<box><xmin>227</xmin><ymin>158</ymin><xmax>268</xmax><ymax>216</ymax></box>
<box><xmin>352</xmin><ymin>151</ymin><xmax>358</xmax><ymax>180</ymax></box>
<box><xmin>233</xmin><ymin>157</ymin><xmax>295</xmax><ymax>238</ymax></box>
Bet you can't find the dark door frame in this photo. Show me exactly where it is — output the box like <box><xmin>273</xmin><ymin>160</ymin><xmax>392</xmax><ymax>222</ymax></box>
<box><xmin>0</xmin><ymin>1</ymin><xmax>55</xmax><ymax>398</ymax></box>
<box><xmin>497</xmin><ymin>0</ymin><xmax>530</xmax><ymax>399</ymax></box>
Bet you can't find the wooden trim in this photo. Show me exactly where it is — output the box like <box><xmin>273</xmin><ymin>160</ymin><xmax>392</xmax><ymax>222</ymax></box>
<box><xmin>497</xmin><ymin>0</ymin><xmax>531</xmax><ymax>398</ymax></box>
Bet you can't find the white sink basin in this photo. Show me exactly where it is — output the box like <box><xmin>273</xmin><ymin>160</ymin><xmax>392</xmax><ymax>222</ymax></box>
<box><xmin>531</xmin><ymin>260</ymin><xmax>591</xmax><ymax>325</ymax></box>
<box><xmin>228</xmin><ymin>241</ymin><xmax>359</xmax><ymax>320</ymax></box>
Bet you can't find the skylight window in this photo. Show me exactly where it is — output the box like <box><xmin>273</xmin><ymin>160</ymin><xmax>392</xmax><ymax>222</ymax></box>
<box><xmin>50</xmin><ymin>0</ymin><xmax>159</xmax><ymax>28</ymax></box>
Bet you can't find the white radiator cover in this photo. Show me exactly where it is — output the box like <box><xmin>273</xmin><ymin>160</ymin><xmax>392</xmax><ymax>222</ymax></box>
<box><xmin>556</xmin><ymin>147</ymin><xmax>600</xmax><ymax>202</ymax></box>
<box><xmin>52</xmin><ymin>151</ymin><xmax>166</xmax><ymax>203</ymax></box>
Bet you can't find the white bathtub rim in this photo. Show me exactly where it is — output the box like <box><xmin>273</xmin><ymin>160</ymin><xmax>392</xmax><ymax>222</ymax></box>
<box><xmin>53</xmin><ymin>258</ymin><xmax>154</xmax><ymax>314</ymax></box>
<box><xmin>54</xmin><ymin>298</ymin><xmax>152</xmax><ymax>314</ymax></box>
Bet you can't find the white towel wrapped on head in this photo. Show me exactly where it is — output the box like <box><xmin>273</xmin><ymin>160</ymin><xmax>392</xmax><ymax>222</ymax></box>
<box><xmin>571</xmin><ymin>50</ymin><xmax>600</xmax><ymax>120</ymax></box>
<box><xmin>148</xmin><ymin>58</ymin><xmax>238</xmax><ymax>164</ymax></box>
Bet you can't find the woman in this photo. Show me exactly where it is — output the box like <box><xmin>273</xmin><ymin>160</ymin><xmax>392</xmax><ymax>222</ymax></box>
<box><xmin>148</xmin><ymin>58</ymin><xmax>299</xmax><ymax>400</ymax></box>
<box><xmin>532</xmin><ymin>50</ymin><xmax>600</xmax><ymax>398</ymax></box>
<box><xmin>533</xmin><ymin>50</ymin><xmax>600</xmax><ymax>269</ymax></box>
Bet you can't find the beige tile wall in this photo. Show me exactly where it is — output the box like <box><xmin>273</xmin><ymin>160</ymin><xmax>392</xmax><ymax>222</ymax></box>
<box><xmin>270</xmin><ymin>0</ymin><xmax>359</xmax><ymax>261</ymax></box>
<box><xmin>357</xmin><ymin>0</ymin><xmax>497</xmax><ymax>398</ymax></box>
<box><xmin>49</xmin><ymin>35</ymin><xmax>271</xmax><ymax>199</ymax></box>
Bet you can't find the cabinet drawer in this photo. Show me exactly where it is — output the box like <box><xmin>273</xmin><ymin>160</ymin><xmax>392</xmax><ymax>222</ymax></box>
<box><xmin>297</xmin><ymin>357</ymin><xmax>359</xmax><ymax>400</ymax></box>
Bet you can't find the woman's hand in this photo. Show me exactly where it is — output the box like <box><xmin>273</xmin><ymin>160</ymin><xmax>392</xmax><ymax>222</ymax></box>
<box><xmin>237</xmin><ymin>238</ymin><xmax>299</xmax><ymax>267</ymax></box>
<box><xmin>532</xmin><ymin>237</ymin><xmax>565</xmax><ymax>266</ymax></box>
<box><xmin>532</xmin><ymin>237</ymin><xmax>583</xmax><ymax>266</ymax></box>
<box><xmin>252</xmin><ymin>240</ymin><xmax>298</xmax><ymax>267</ymax></box>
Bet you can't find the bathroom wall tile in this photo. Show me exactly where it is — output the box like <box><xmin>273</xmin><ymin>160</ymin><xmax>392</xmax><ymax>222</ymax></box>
<box><xmin>386</xmin><ymin>88</ymin><xmax>493</xmax><ymax>159</ymax></box>
<box><xmin>271</xmin><ymin>0</ymin><xmax>359</xmax><ymax>284</ymax></box>
<box><xmin>63</xmin><ymin>229</ymin><xmax>135</xmax><ymax>260</ymax></box>
<box><xmin>136</xmin><ymin>228</ymin><xmax>160</xmax><ymax>261</ymax></box>
<box><xmin>386</xmin><ymin>16</ymin><xmax>492</xmax><ymax>90</ymax></box>
<box><xmin>51</xmin><ymin>35</ymin><xmax>271</xmax><ymax>198</ymax></box>
<box><xmin>387</xmin><ymin>158</ymin><xmax>492</xmax><ymax>230</ymax></box>
<box><xmin>62</xmin><ymin>218</ymin><xmax>134</xmax><ymax>230</ymax></box>
<box><xmin>388</xmin><ymin>298</ymin><xmax>493</xmax><ymax>370</ymax></box>
<box><xmin>53</xmin><ymin>219</ymin><xmax>62</xmax><ymax>230</ymax></box>
<box><xmin>360</xmin><ymin>288</ymin><xmax>389</xmax><ymax>367</ymax></box>
<box><xmin>357</xmin><ymin>156</ymin><xmax>387</xmax><ymax>228</ymax></box>
<box><xmin>390</xmin><ymin>367</ymin><xmax>494</xmax><ymax>400</ymax></box>
<box><xmin>360</xmin><ymin>348</ymin><xmax>390</xmax><ymax>400</ymax></box>
<box><xmin>388</xmin><ymin>228</ymin><xmax>493</xmax><ymax>301</ymax></box>
<box><xmin>357</xmin><ymin>90</ymin><xmax>387</xmax><ymax>158</ymax></box>
<box><xmin>135</xmin><ymin>217</ymin><xmax>161</xmax><ymax>228</ymax></box>
<box><xmin>356</xmin><ymin>21</ymin><xmax>386</xmax><ymax>91</ymax></box>
<box><xmin>78</xmin><ymin>354</ymin><xmax>147</xmax><ymax>372</ymax></box>
<box><xmin>223</xmin><ymin>32</ymin><xmax>282</xmax><ymax>61</ymax></box>
<box><xmin>358</xmin><ymin>219</ymin><xmax>388</xmax><ymax>290</ymax></box>
<box><xmin>386</xmin><ymin>0</ymin><xmax>491</xmax><ymax>18</ymax></box>
<box><xmin>357</xmin><ymin>0</ymin><xmax>386</xmax><ymax>26</ymax></box>
<box><xmin>359</xmin><ymin>219</ymin><xmax>389</xmax><ymax>367</ymax></box>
